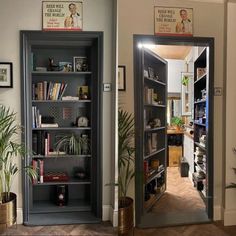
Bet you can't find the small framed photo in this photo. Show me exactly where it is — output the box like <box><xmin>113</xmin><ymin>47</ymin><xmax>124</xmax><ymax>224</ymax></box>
<box><xmin>148</xmin><ymin>67</ymin><xmax>155</xmax><ymax>79</ymax></box>
<box><xmin>73</xmin><ymin>57</ymin><xmax>88</xmax><ymax>72</ymax></box>
<box><xmin>118</xmin><ymin>65</ymin><xmax>126</xmax><ymax>91</ymax></box>
<box><xmin>0</xmin><ymin>63</ymin><xmax>13</xmax><ymax>88</ymax></box>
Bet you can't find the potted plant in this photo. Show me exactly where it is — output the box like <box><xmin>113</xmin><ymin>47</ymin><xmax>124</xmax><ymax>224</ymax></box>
<box><xmin>55</xmin><ymin>133</ymin><xmax>90</xmax><ymax>155</ymax></box>
<box><xmin>118</xmin><ymin>109</ymin><xmax>135</xmax><ymax>235</ymax></box>
<box><xmin>0</xmin><ymin>105</ymin><xmax>36</xmax><ymax>232</ymax></box>
<box><xmin>171</xmin><ymin>116</ymin><xmax>184</xmax><ymax>130</ymax></box>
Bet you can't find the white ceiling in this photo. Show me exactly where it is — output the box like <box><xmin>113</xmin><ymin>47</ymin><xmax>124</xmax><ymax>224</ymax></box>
<box><xmin>150</xmin><ymin>45</ymin><xmax>192</xmax><ymax>60</ymax></box>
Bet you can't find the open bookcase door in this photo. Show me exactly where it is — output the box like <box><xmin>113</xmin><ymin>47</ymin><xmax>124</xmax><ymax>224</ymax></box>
<box><xmin>134</xmin><ymin>38</ymin><xmax>168</xmax><ymax>227</ymax></box>
<box><xmin>133</xmin><ymin>35</ymin><xmax>214</xmax><ymax>228</ymax></box>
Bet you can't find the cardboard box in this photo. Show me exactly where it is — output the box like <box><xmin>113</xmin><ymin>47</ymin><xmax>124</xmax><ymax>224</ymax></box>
<box><xmin>169</xmin><ymin>146</ymin><xmax>182</xmax><ymax>167</ymax></box>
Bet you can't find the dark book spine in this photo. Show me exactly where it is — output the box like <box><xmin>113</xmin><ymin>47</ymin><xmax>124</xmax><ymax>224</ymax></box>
<box><xmin>32</xmin><ymin>132</ymin><xmax>38</xmax><ymax>155</ymax></box>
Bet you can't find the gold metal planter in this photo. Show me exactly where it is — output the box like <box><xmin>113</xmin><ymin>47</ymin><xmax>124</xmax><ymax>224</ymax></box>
<box><xmin>118</xmin><ymin>197</ymin><xmax>134</xmax><ymax>236</ymax></box>
<box><xmin>0</xmin><ymin>192</ymin><xmax>17</xmax><ymax>233</ymax></box>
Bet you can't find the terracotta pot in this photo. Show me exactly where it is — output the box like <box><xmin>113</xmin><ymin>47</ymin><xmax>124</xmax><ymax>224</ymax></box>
<box><xmin>118</xmin><ymin>197</ymin><xmax>134</xmax><ymax>236</ymax></box>
<box><xmin>0</xmin><ymin>192</ymin><xmax>17</xmax><ymax>233</ymax></box>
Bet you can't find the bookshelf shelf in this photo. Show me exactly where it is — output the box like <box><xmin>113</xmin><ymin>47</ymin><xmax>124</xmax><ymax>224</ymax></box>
<box><xmin>144</xmin><ymin>148</ymin><xmax>165</xmax><ymax>160</ymax></box>
<box><xmin>31</xmin><ymin>199</ymin><xmax>91</xmax><ymax>213</ymax></box>
<box><xmin>21</xmin><ymin>31</ymin><xmax>103</xmax><ymax>225</ymax></box>
<box><xmin>32</xmin><ymin>127</ymin><xmax>91</xmax><ymax>131</ymax></box>
<box><xmin>144</xmin><ymin>127</ymin><xmax>165</xmax><ymax>132</ymax></box>
<box><xmin>33</xmin><ymin>179</ymin><xmax>91</xmax><ymax>186</ymax></box>
<box><xmin>144</xmin><ymin>104</ymin><xmax>166</xmax><ymax>108</ymax></box>
<box><xmin>32</xmin><ymin>100</ymin><xmax>92</xmax><ymax>103</ymax></box>
<box><xmin>32</xmin><ymin>71</ymin><xmax>92</xmax><ymax>75</ymax></box>
<box><xmin>32</xmin><ymin>154</ymin><xmax>92</xmax><ymax>159</ymax></box>
<box><xmin>144</xmin><ymin>77</ymin><xmax>166</xmax><ymax>86</ymax></box>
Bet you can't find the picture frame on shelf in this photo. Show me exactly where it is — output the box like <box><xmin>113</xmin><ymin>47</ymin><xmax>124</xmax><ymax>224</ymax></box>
<box><xmin>118</xmin><ymin>65</ymin><xmax>126</xmax><ymax>91</ymax></box>
<box><xmin>73</xmin><ymin>56</ymin><xmax>88</xmax><ymax>72</ymax></box>
<box><xmin>0</xmin><ymin>62</ymin><xmax>13</xmax><ymax>88</ymax></box>
<box><xmin>42</xmin><ymin>1</ymin><xmax>83</xmax><ymax>31</ymax></box>
<box><xmin>148</xmin><ymin>67</ymin><xmax>154</xmax><ymax>79</ymax></box>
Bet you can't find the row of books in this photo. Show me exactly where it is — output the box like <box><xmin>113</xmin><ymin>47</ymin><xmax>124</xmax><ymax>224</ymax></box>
<box><xmin>32</xmin><ymin>81</ymin><xmax>68</xmax><ymax>100</ymax></box>
<box><xmin>144</xmin><ymin>86</ymin><xmax>158</xmax><ymax>105</ymax></box>
<box><xmin>32</xmin><ymin>106</ymin><xmax>58</xmax><ymax>128</ymax></box>
<box><xmin>32</xmin><ymin>131</ymin><xmax>51</xmax><ymax>156</ymax></box>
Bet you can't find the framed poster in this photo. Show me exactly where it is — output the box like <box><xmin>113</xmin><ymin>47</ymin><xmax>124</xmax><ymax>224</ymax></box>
<box><xmin>42</xmin><ymin>1</ymin><xmax>83</xmax><ymax>30</ymax></box>
<box><xmin>0</xmin><ymin>63</ymin><xmax>13</xmax><ymax>88</ymax></box>
<box><xmin>118</xmin><ymin>65</ymin><xmax>126</xmax><ymax>91</ymax></box>
<box><xmin>154</xmin><ymin>7</ymin><xmax>193</xmax><ymax>36</ymax></box>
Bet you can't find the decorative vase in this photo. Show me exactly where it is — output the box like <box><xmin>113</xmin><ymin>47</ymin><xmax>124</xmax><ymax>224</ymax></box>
<box><xmin>0</xmin><ymin>192</ymin><xmax>17</xmax><ymax>233</ymax></box>
<box><xmin>118</xmin><ymin>197</ymin><xmax>134</xmax><ymax>236</ymax></box>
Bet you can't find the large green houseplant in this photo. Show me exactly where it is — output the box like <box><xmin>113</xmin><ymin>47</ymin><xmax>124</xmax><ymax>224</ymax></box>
<box><xmin>0</xmin><ymin>105</ymin><xmax>35</xmax><ymax>232</ymax></box>
<box><xmin>118</xmin><ymin>109</ymin><xmax>135</xmax><ymax>235</ymax></box>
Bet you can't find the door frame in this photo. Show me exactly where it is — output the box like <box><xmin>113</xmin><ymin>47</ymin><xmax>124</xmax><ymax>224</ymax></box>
<box><xmin>133</xmin><ymin>35</ymin><xmax>214</xmax><ymax>227</ymax></box>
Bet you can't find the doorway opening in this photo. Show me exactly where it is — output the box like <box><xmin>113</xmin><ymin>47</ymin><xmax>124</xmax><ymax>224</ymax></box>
<box><xmin>133</xmin><ymin>36</ymin><xmax>214</xmax><ymax>228</ymax></box>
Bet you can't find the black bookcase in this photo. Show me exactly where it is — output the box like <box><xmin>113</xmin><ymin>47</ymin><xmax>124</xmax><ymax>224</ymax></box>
<box><xmin>134</xmin><ymin>48</ymin><xmax>167</xmax><ymax>213</ymax></box>
<box><xmin>20</xmin><ymin>31</ymin><xmax>103</xmax><ymax>225</ymax></box>
<box><xmin>193</xmin><ymin>47</ymin><xmax>211</xmax><ymax>212</ymax></box>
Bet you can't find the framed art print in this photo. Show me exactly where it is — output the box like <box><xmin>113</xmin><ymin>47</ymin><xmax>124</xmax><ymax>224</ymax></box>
<box><xmin>154</xmin><ymin>6</ymin><xmax>193</xmax><ymax>36</ymax></box>
<box><xmin>118</xmin><ymin>65</ymin><xmax>126</xmax><ymax>91</ymax></box>
<box><xmin>42</xmin><ymin>1</ymin><xmax>83</xmax><ymax>31</ymax></box>
<box><xmin>0</xmin><ymin>62</ymin><xmax>13</xmax><ymax>88</ymax></box>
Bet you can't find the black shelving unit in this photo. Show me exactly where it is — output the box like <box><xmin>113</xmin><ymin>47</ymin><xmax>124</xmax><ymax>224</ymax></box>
<box><xmin>134</xmin><ymin>48</ymin><xmax>167</xmax><ymax>213</ymax></box>
<box><xmin>193</xmin><ymin>47</ymin><xmax>212</xmax><ymax>214</ymax></box>
<box><xmin>21</xmin><ymin>31</ymin><xmax>103</xmax><ymax>225</ymax></box>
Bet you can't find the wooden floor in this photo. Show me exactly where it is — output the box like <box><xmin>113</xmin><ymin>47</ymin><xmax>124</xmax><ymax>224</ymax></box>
<box><xmin>152</xmin><ymin>167</ymin><xmax>205</xmax><ymax>214</ymax></box>
<box><xmin>2</xmin><ymin>221</ymin><xmax>236</xmax><ymax>236</ymax></box>
<box><xmin>134</xmin><ymin>221</ymin><xmax>236</xmax><ymax>236</ymax></box>
<box><xmin>136</xmin><ymin>167</ymin><xmax>209</xmax><ymax>227</ymax></box>
<box><xmin>1</xmin><ymin>222</ymin><xmax>117</xmax><ymax>235</ymax></box>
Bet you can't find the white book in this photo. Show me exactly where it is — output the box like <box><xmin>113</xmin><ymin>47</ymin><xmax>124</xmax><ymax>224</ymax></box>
<box><xmin>41</xmin><ymin>123</ymin><xmax>59</xmax><ymax>128</ymax></box>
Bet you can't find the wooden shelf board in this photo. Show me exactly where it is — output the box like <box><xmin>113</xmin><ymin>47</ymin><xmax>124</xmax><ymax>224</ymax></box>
<box><xmin>195</xmin><ymin>142</ymin><xmax>206</xmax><ymax>151</ymax></box>
<box><xmin>144</xmin><ymin>104</ymin><xmax>166</xmax><ymax>108</ymax></box>
<box><xmin>194</xmin><ymin>73</ymin><xmax>207</xmax><ymax>84</ymax></box>
<box><xmin>31</xmin><ymin>199</ymin><xmax>91</xmax><ymax>213</ymax></box>
<box><xmin>144</xmin><ymin>77</ymin><xmax>166</xmax><ymax>86</ymax></box>
<box><xmin>145</xmin><ymin>127</ymin><xmax>165</xmax><ymax>132</ymax></box>
<box><xmin>32</xmin><ymin>71</ymin><xmax>92</xmax><ymax>75</ymax></box>
<box><xmin>194</xmin><ymin>122</ymin><xmax>206</xmax><ymax>127</ymax></box>
<box><xmin>32</xmin><ymin>100</ymin><xmax>91</xmax><ymax>103</ymax></box>
<box><xmin>145</xmin><ymin>169</ymin><xmax>165</xmax><ymax>184</ymax></box>
<box><xmin>32</xmin><ymin>127</ymin><xmax>91</xmax><ymax>130</ymax></box>
<box><xmin>194</xmin><ymin>100</ymin><xmax>206</xmax><ymax>104</ymax></box>
<box><xmin>33</xmin><ymin>179</ymin><xmax>91</xmax><ymax>186</ymax></box>
<box><xmin>144</xmin><ymin>148</ymin><xmax>165</xmax><ymax>160</ymax></box>
<box><xmin>32</xmin><ymin>154</ymin><xmax>91</xmax><ymax>159</ymax></box>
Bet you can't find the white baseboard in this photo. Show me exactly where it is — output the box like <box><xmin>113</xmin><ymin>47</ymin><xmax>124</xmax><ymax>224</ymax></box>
<box><xmin>103</xmin><ymin>205</ymin><xmax>118</xmax><ymax>227</ymax></box>
<box><xmin>110</xmin><ymin>206</ymin><xmax>118</xmax><ymax>227</ymax></box>
<box><xmin>102</xmin><ymin>205</ymin><xmax>111</xmax><ymax>221</ymax></box>
<box><xmin>223</xmin><ymin>208</ymin><xmax>236</xmax><ymax>226</ymax></box>
<box><xmin>17</xmin><ymin>208</ymin><xmax>23</xmax><ymax>224</ymax></box>
<box><xmin>214</xmin><ymin>205</ymin><xmax>222</xmax><ymax>220</ymax></box>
